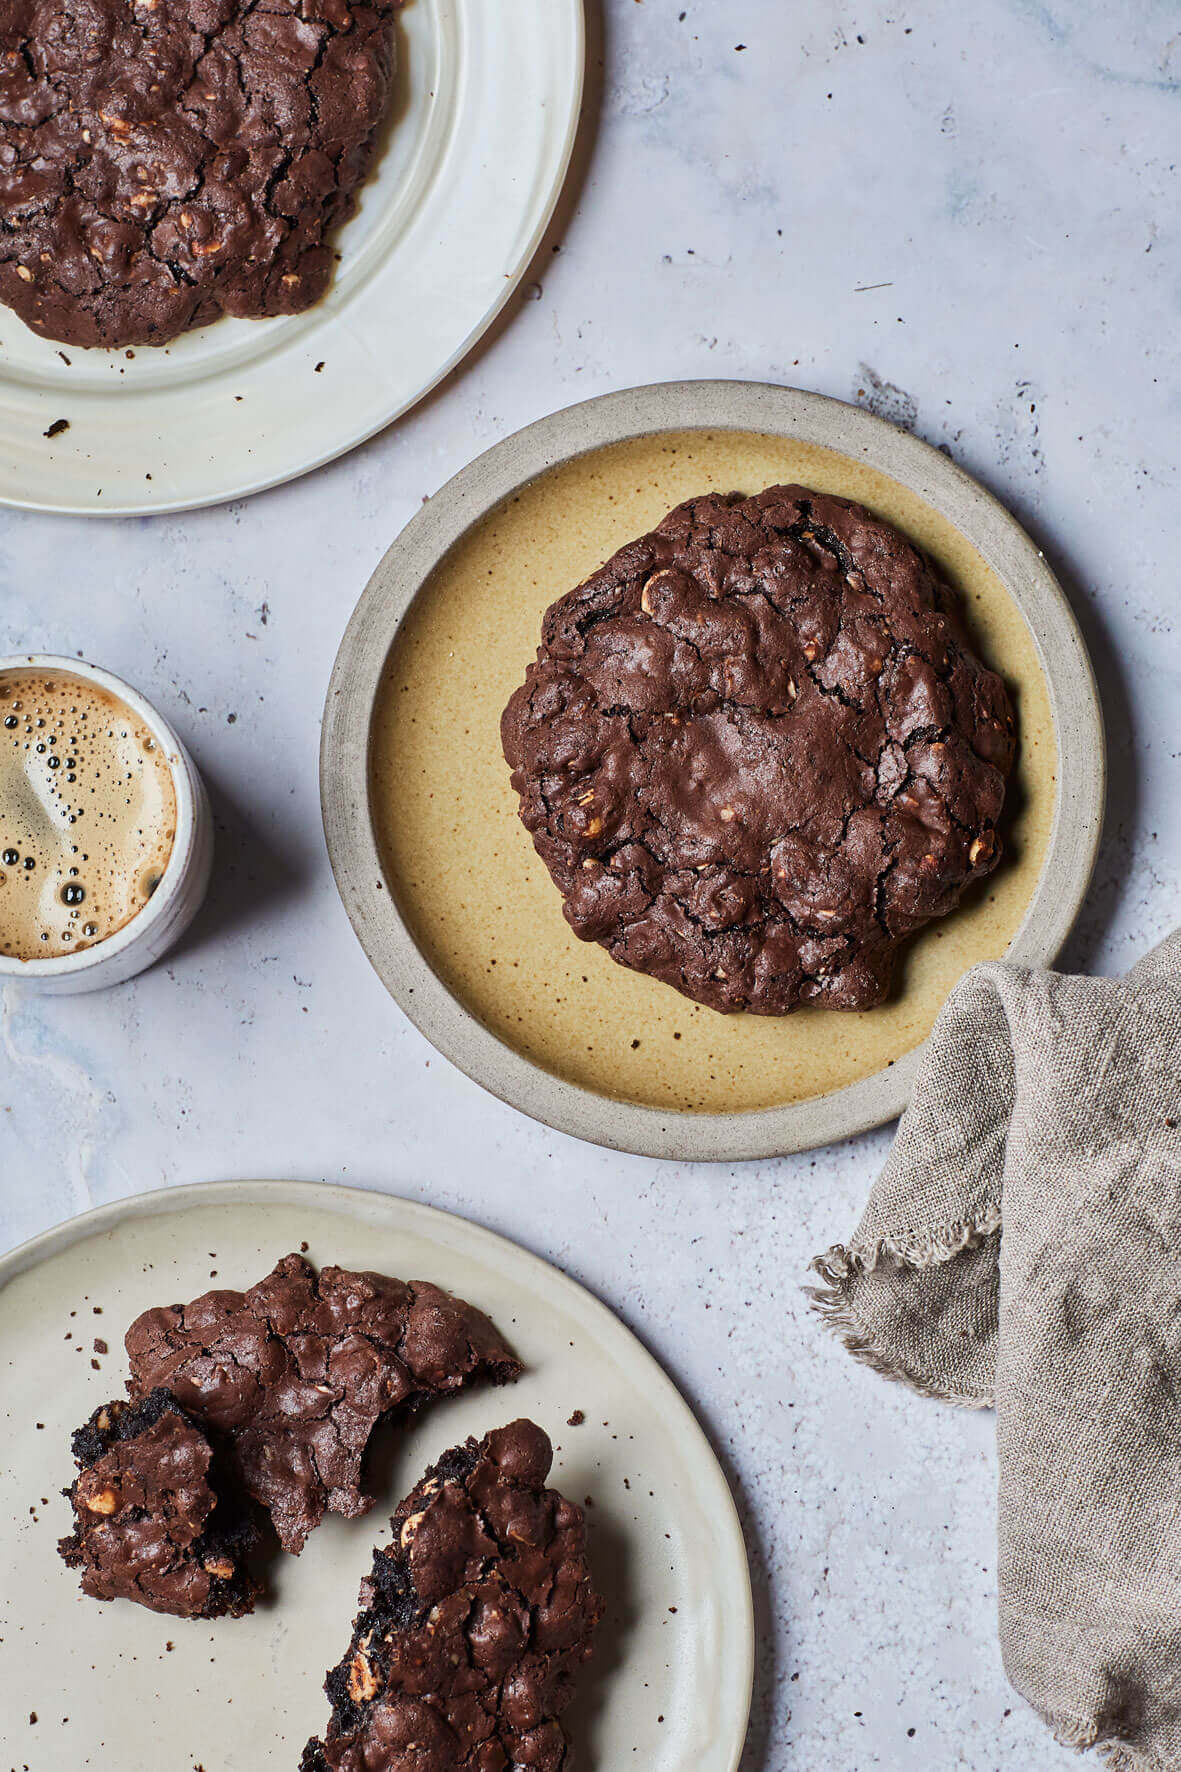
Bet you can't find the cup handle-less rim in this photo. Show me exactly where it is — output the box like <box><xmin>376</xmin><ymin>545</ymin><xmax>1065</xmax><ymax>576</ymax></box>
<box><xmin>0</xmin><ymin>653</ymin><xmax>211</xmax><ymax>988</ymax></box>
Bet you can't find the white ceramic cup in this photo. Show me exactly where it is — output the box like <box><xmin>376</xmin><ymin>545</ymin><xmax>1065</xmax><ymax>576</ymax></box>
<box><xmin>0</xmin><ymin>655</ymin><xmax>213</xmax><ymax>993</ymax></box>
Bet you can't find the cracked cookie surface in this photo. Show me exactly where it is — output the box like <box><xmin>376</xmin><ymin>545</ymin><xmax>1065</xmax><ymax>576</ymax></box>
<box><xmin>125</xmin><ymin>1253</ymin><xmax>521</xmax><ymax>1553</ymax></box>
<box><xmin>58</xmin><ymin>1388</ymin><xmax>259</xmax><ymax>1617</ymax></box>
<box><xmin>302</xmin><ymin>1418</ymin><xmax>601</xmax><ymax>1772</ymax></box>
<box><xmin>501</xmin><ymin>484</ymin><xmax>1017</xmax><ymax>1016</ymax></box>
<box><xmin>0</xmin><ymin>0</ymin><xmax>399</xmax><ymax>347</ymax></box>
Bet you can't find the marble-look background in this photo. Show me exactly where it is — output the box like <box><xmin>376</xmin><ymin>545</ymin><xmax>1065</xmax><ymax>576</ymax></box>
<box><xmin>1</xmin><ymin>1</ymin><xmax>1177</xmax><ymax>1766</ymax></box>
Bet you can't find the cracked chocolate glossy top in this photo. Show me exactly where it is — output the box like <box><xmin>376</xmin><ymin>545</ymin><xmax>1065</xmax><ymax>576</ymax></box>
<box><xmin>58</xmin><ymin>1388</ymin><xmax>259</xmax><ymax>1618</ymax></box>
<box><xmin>125</xmin><ymin>1253</ymin><xmax>521</xmax><ymax>1553</ymax></box>
<box><xmin>303</xmin><ymin>1419</ymin><xmax>601</xmax><ymax>1772</ymax></box>
<box><xmin>0</xmin><ymin>0</ymin><xmax>398</xmax><ymax>346</ymax></box>
<box><xmin>501</xmin><ymin>484</ymin><xmax>1016</xmax><ymax>1016</ymax></box>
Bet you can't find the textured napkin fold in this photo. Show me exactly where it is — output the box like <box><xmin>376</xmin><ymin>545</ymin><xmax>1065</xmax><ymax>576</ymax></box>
<box><xmin>810</xmin><ymin>931</ymin><xmax>1181</xmax><ymax>1771</ymax></box>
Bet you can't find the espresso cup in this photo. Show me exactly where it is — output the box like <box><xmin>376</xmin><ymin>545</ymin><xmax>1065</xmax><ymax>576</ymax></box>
<box><xmin>0</xmin><ymin>655</ymin><xmax>212</xmax><ymax>993</ymax></box>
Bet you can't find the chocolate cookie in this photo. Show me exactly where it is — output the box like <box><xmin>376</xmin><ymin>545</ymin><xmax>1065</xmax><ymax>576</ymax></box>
<box><xmin>501</xmin><ymin>485</ymin><xmax>1017</xmax><ymax>1015</ymax></box>
<box><xmin>302</xmin><ymin>1419</ymin><xmax>601</xmax><ymax>1772</ymax></box>
<box><xmin>0</xmin><ymin>0</ymin><xmax>399</xmax><ymax>347</ymax></box>
<box><xmin>57</xmin><ymin>1389</ymin><xmax>259</xmax><ymax>1618</ymax></box>
<box><xmin>125</xmin><ymin>1253</ymin><xmax>521</xmax><ymax>1553</ymax></box>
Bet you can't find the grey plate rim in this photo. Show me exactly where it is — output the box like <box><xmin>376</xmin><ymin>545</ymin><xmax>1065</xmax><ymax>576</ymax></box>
<box><xmin>320</xmin><ymin>379</ymin><xmax>1106</xmax><ymax>1162</ymax></box>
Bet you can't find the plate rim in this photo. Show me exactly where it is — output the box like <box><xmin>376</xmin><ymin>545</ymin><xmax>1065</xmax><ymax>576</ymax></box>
<box><xmin>0</xmin><ymin>0</ymin><xmax>586</xmax><ymax>518</ymax></box>
<box><xmin>0</xmin><ymin>1175</ymin><xmax>756</xmax><ymax>1772</ymax></box>
<box><xmin>320</xmin><ymin>378</ymin><xmax>1107</xmax><ymax>1161</ymax></box>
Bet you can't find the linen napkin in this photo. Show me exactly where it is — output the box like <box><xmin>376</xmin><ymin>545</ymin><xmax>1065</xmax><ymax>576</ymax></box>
<box><xmin>810</xmin><ymin>931</ymin><xmax>1181</xmax><ymax>1770</ymax></box>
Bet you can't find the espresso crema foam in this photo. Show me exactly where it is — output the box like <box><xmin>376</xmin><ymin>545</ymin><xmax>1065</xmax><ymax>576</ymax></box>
<box><xmin>0</xmin><ymin>670</ymin><xmax>177</xmax><ymax>960</ymax></box>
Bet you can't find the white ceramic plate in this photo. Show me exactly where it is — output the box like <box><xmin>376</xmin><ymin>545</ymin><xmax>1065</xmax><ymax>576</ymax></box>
<box><xmin>0</xmin><ymin>1180</ymin><xmax>753</xmax><ymax>1772</ymax></box>
<box><xmin>0</xmin><ymin>1</ymin><xmax>584</xmax><ymax>517</ymax></box>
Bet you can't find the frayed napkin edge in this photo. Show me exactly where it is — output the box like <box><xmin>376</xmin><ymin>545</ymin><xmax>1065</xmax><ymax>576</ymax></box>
<box><xmin>1057</xmin><ymin>1717</ymin><xmax>1173</xmax><ymax>1771</ymax></box>
<box><xmin>805</xmin><ymin>1201</ymin><xmax>1002</xmax><ymax>1410</ymax></box>
<box><xmin>1095</xmin><ymin>1739</ymin><xmax>1173</xmax><ymax>1772</ymax></box>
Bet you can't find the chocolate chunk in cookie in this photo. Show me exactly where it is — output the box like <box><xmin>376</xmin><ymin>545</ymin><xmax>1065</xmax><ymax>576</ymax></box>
<box><xmin>58</xmin><ymin>1389</ymin><xmax>258</xmax><ymax>1618</ymax></box>
<box><xmin>302</xmin><ymin>1419</ymin><xmax>601</xmax><ymax>1772</ymax></box>
<box><xmin>0</xmin><ymin>0</ymin><xmax>400</xmax><ymax>347</ymax></box>
<box><xmin>125</xmin><ymin>1253</ymin><xmax>522</xmax><ymax>1553</ymax></box>
<box><xmin>502</xmin><ymin>485</ymin><xmax>1016</xmax><ymax>1015</ymax></box>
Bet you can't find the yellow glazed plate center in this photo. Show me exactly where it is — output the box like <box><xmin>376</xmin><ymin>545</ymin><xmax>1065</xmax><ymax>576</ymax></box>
<box><xmin>371</xmin><ymin>430</ymin><xmax>1055</xmax><ymax>1115</ymax></box>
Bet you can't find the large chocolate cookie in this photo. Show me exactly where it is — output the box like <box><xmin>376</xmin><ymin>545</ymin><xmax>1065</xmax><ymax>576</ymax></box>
<box><xmin>302</xmin><ymin>1419</ymin><xmax>601</xmax><ymax>1772</ymax></box>
<box><xmin>501</xmin><ymin>486</ymin><xmax>1017</xmax><ymax>1015</ymax></box>
<box><xmin>125</xmin><ymin>1253</ymin><xmax>521</xmax><ymax>1553</ymax></box>
<box><xmin>0</xmin><ymin>0</ymin><xmax>398</xmax><ymax>347</ymax></box>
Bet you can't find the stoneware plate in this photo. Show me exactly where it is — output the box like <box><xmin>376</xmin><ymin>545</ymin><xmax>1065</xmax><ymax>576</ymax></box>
<box><xmin>0</xmin><ymin>0</ymin><xmax>584</xmax><ymax>516</ymax></box>
<box><xmin>321</xmin><ymin>380</ymin><xmax>1105</xmax><ymax>1161</ymax></box>
<box><xmin>0</xmin><ymin>1178</ymin><xmax>753</xmax><ymax>1772</ymax></box>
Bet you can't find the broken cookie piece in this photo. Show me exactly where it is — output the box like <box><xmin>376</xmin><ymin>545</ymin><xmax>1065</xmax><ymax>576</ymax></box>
<box><xmin>302</xmin><ymin>1419</ymin><xmax>601</xmax><ymax>1772</ymax></box>
<box><xmin>125</xmin><ymin>1253</ymin><xmax>522</xmax><ymax>1553</ymax></box>
<box><xmin>501</xmin><ymin>484</ymin><xmax>1017</xmax><ymax>1015</ymax></box>
<box><xmin>58</xmin><ymin>1389</ymin><xmax>258</xmax><ymax>1618</ymax></box>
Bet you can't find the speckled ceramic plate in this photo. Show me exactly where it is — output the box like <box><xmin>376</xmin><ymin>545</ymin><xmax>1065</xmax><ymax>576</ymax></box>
<box><xmin>0</xmin><ymin>1179</ymin><xmax>753</xmax><ymax>1771</ymax></box>
<box><xmin>0</xmin><ymin>0</ymin><xmax>584</xmax><ymax>516</ymax></box>
<box><xmin>321</xmin><ymin>381</ymin><xmax>1105</xmax><ymax>1161</ymax></box>
<box><xmin>321</xmin><ymin>381</ymin><xmax>1107</xmax><ymax>1160</ymax></box>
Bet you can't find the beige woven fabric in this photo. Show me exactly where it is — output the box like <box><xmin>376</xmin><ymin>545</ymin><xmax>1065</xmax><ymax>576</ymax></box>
<box><xmin>811</xmin><ymin>932</ymin><xmax>1181</xmax><ymax>1770</ymax></box>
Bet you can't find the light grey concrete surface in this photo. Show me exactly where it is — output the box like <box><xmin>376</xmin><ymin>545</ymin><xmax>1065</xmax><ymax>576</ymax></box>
<box><xmin>0</xmin><ymin>3</ymin><xmax>1176</xmax><ymax>1768</ymax></box>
